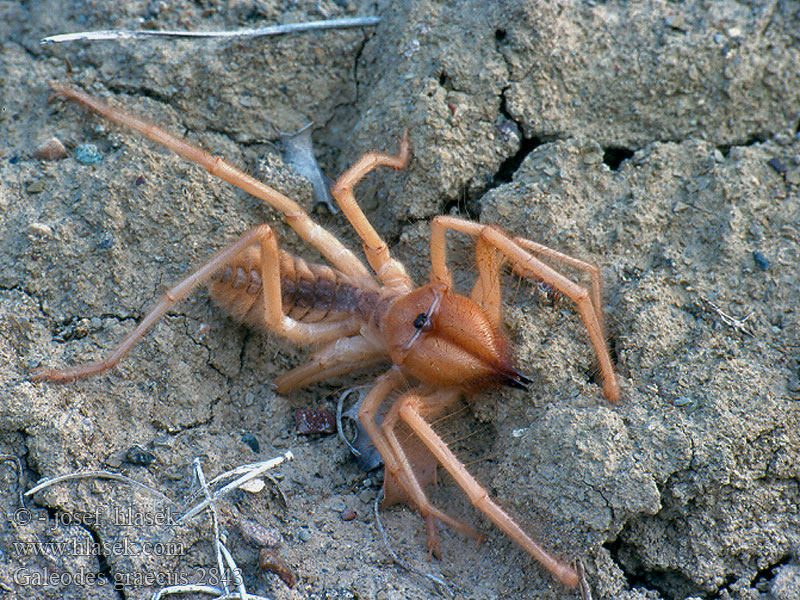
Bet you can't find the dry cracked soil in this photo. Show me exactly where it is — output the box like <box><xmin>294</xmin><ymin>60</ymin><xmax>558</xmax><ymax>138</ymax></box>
<box><xmin>1</xmin><ymin>1</ymin><xmax>799</xmax><ymax>600</ymax></box>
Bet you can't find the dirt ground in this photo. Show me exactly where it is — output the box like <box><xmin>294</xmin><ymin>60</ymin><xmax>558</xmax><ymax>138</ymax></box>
<box><xmin>1</xmin><ymin>1</ymin><xmax>799</xmax><ymax>599</ymax></box>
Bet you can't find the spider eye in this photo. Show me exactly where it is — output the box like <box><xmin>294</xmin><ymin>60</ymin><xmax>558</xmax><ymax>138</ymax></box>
<box><xmin>413</xmin><ymin>313</ymin><xmax>428</xmax><ymax>329</ymax></box>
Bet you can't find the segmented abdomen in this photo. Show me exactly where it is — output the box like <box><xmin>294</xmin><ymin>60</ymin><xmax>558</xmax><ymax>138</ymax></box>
<box><xmin>207</xmin><ymin>244</ymin><xmax>386</xmax><ymax>330</ymax></box>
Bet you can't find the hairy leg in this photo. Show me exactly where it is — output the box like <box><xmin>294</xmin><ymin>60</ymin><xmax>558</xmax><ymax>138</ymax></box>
<box><xmin>273</xmin><ymin>336</ymin><xmax>384</xmax><ymax>394</ymax></box>
<box><xmin>330</xmin><ymin>131</ymin><xmax>413</xmax><ymax>291</ymax></box>
<box><xmin>381</xmin><ymin>387</ymin><xmax>482</xmax><ymax>557</ymax></box>
<box><xmin>49</xmin><ymin>82</ymin><xmax>372</xmax><ymax>281</ymax></box>
<box><xmin>398</xmin><ymin>393</ymin><xmax>580</xmax><ymax>587</ymax></box>
<box><xmin>32</xmin><ymin>225</ymin><xmax>272</xmax><ymax>382</ymax></box>
<box><xmin>32</xmin><ymin>225</ymin><xmax>361</xmax><ymax>382</ymax></box>
<box><xmin>469</xmin><ymin>238</ymin><xmax>506</xmax><ymax>329</ymax></box>
<box><xmin>512</xmin><ymin>236</ymin><xmax>607</xmax><ymax>339</ymax></box>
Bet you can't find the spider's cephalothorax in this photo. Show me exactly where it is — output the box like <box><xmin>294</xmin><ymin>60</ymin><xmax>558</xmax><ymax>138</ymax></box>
<box><xmin>34</xmin><ymin>82</ymin><xmax>620</xmax><ymax>588</ymax></box>
<box><xmin>384</xmin><ymin>283</ymin><xmax>527</xmax><ymax>390</ymax></box>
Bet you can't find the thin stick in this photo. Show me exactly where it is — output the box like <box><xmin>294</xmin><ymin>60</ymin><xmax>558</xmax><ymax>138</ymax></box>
<box><xmin>42</xmin><ymin>16</ymin><xmax>380</xmax><ymax>45</ymax></box>
<box><xmin>178</xmin><ymin>452</ymin><xmax>293</xmax><ymax>523</ymax></box>
<box><xmin>24</xmin><ymin>470</ymin><xmax>172</xmax><ymax>504</ymax></box>
<box><xmin>192</xmin><ymin>459</ymin><xmax>229</xmax><ymax>597</ymax></box>
<box><xmin>698</xmin><ymin>295</ymin><xmax>754</xmax><ymax>336</ymax></box>
<box><xmin>219</xmin><ymin>542</ymin><xmax>248</xmax><ymax>600</ymax></box>
<box><xmin>151</xmin><ymin>585</ymin><xmax>272</xmax><ymax>600</ymax></box>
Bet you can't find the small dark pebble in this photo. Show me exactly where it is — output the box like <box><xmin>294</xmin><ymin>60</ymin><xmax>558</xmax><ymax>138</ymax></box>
<box><xmin>752</xmin><ymin>250</ymin><xmax>770</xmax><ymax>271</ymax></box>
<box><xmin>340</xmin><ymin>509</ymin><xmax>357</xmax><ymax>521</ymax></box>
<box><xmin>241</xmin><ymin>432</ymin><xmax>260</xmax><ymax>453</ymax></box>
<box><xmin>767</xmin><ymin>157</ymin><xmax>787</xmax><ymax>175</ymax></box>
<box><xmin>134</xmin><ymin>175</ymin><xmax>146</xmax><ymax>185</ymax></box>
<box><xmin>95</xmin><ymin>235</ymin><xmax>114</xmax><ymax>250</ymax></box>
<box><xmin>295</xmin><ymin>408</ymin><xmax>336</xmax><ymax>435</ymax></box>
<box><xmin>124</xmin><ymin>444</ymin><xmax>156</xmax><ymax>466</ymax></box>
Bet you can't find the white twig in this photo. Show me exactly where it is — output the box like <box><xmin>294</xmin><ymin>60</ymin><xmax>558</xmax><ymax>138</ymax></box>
<box><xmin>24</xmin><ymin>470</ymin><xmax>172</xmax><ymax>504</ymax></box>
<box><xmin>151</xmin><ymin>584</ymin><xmax>272</xmax><ymax>600</ymax></box>
<box><xmin>192</xmin><ymin>459</ymin><xmax>229</xmax><ymax>597</ymax></box>
<box><xmin>219</xmin><ymin>542</ymin><xmax>248</xmax><ymax>600</ymax></box>
<box><xmin>699</xmin><ymin>295</ymin><xmax>754</xmax><ymax>336</ymax></box>
<box><xmin>179</xmin><ymin>452</ymin><xmax>293</xmax><ymax>524</ymax></box>
<box><xmin>42</xmin><ymin>16</ymin><xmax>380</xmax><ymax>45</ymax></box>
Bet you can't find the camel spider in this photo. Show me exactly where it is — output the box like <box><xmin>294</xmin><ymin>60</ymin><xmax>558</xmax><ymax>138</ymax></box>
<box><xmin>34</xmin><ymin>82</ymin><xmax>620</xmax><ymax>588</ymax></box>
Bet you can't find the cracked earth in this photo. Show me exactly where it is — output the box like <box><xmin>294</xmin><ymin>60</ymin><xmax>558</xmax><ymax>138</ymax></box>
<box><xmin>1</xmin><ymin>1</ymin><xmax>799</xmax><ymax>599</ymax></box>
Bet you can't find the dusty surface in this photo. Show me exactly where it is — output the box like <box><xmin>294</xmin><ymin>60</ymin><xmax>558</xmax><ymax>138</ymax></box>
<box><xmin>1</xmin><ymin>1</ymin><xmax>799</xmax><ymax>599</ymax></box>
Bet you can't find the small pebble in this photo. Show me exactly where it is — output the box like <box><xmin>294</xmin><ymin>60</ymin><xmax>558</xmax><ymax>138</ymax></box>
<box><xmin>75</xmin><ymin>143</ymin><xmax>103</xmax><ymax>165</ymax></box>
<box><xmin>328</xmin><ymin>498</ymin><xmax>346</xmax><ymax>512</ymax></box>
<box><xmin>767</xmin><ymin>157</ymin><xmax>787</xmax><ymax>175</ymax></box>
<box><xmin>124</xmin><ymin>444</ymin><xmax>156</xmax><ymax>466</ymax></box>
<box><xmin>33</xmin><ymin>137</ymin><xmax>67</xmax><ymax>161</ymax></box>
<box><xmin>238</xmin><ymin>518</ymin><xmax>282</xmax><ymax>548</ymax></box>
<box><xmin>340</xmin><ymin>509</ymin><xmax>357</xmax><ymax>521</ymax></box>
<box><xmin>26</xmin><ymin>180</ymin><xmax>46</xmax><ymax>194</ymax></box>
<box><xmin>673</xmin><ymin>396</ymin><xmax>692</xmax><ymax>407</ymax></box>
<box><xmin>95</xmin><ymin>235</ymin><xmax>114</xmax><ymax>250</ymax></box>
<box><xmin>241</xmin><ymin>432</ymin><xmax>260</xmax><ymax>453</ymax></box>
<box><xmin>28</xmin><ymin>222</ymin><xmax>54</xmax><ymax>237</ymax></box>
<box><xmin>752</xmin><ymin>250</ymin><xmax>770</xmax><ymax>271</ymax></box>
<box><xmin>298</xmin><ymin>528</ymin><xmax>313</xmax><ymax>542</ymax></box>
<box><xmin>582</xmin><ymin>148</ymin><xmax>603</xmax><ymax>165</ymax></box>
<box><xmin>295</xmin><ymin>408</ymin><xmax>335</xmax><ymax>435</ymax></box>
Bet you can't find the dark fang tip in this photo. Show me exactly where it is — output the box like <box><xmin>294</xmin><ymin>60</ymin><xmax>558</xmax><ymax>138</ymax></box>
<box><xmin>503</xmin><ymin>370</ymin><xmax>532</xmax><ymax>390</ymax></box>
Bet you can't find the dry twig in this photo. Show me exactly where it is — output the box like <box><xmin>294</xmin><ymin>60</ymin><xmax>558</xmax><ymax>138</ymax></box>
<box><xmin>41</xmin><ymin>16</ymin><xmax>380</xmax><ymax>44</ymax></box>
